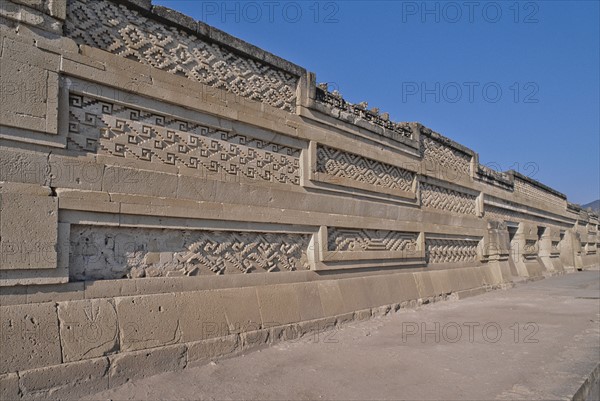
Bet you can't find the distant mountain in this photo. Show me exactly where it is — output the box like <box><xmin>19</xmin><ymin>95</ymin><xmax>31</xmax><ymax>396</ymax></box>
<box><xmin>582</xmin><ymin>199</ymin><xmax>600</xmax><ymax>213</ymax></box>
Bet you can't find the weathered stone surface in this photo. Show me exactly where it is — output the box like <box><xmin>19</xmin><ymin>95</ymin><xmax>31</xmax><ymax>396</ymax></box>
<box><xmin>0</xmin><ymin>302</ymin><xmax>61</xmax><ymax>374</ymax></box>
<box><xmin>187</xmin><ymin>334</ymin><xmax>239</xmax><ymax>365</ymax></box>
<box><xmin>0</xmin><ymin>183</ymin><xmax>58</xmax><ymax>270</ymax></box>
<box><xmin>0</xmin><ymin>372</ymin><xmax>20</xmax><ymax>400</ymax></box>
<box><xmin>19</xmin><ymin>357</ymin><xmax>109</xmax><ymax>399</ymax></box>
<box><xmin>109</xmin><ymin>345</ymin><xmax>186</xmax><ymax>388</ymax></box>
<box><xmin>115</xmin><ymin>294</ymin><xmax>182</xmax><ymax>352</ymax></box>
<box><xmin>257</xmin><ymin>284</ymin><xmax>302</xmax><ymax>326</ymax></box>
<box><xmin>57</xmin><ymin>299</ymin><xmax>118</xmax><ymax>362</ymax></box>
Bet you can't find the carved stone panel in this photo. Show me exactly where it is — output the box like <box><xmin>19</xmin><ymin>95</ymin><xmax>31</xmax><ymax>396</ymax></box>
<box><xmin>68</xmin><ymin>93</ymin><xmax>301</xmax><ymax>185</ymax></box>
<box><xmin>65</xmin><ymin>0</ymin><xmax>298</xmax><ymax>112</ymax></box>
<box><xmin>425</xmin><ymin>237</ymin><xmax>480</xmax><ymax>264</ymax></box>
<box><xmin>315</xmin><ymin>145</ymin><xmax>415</xmax><ymax>196</ymax></box>
<box><xmin>69</xmin><ymin>226</ymin><xmax>311</xmax><ymax>280</ymax></box>
<box><xmin>420</xmin><ymin>182</ymin><xmax>477</xmax><ymax>215</ymax></box>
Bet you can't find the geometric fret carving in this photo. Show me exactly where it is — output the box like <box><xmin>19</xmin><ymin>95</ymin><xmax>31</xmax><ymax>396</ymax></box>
<box><xmin>327</xmin><ymin>228</ymin><xmax>418</xmax><ymax>252</ymax></box>
<box><xmin>65</xmin><ymin>0</ymin><xmax>298</xmax><ymax>112</ymax></box>
<box><xmin>514</xmin><ymin>177</ymin><xmax>565</xmax><ymax>208</ymax></box>
<box><xmin>316</xmin><ymin>145</ymin><xmax>414</xmax><ymax>192</ymax></box>
<box><xmin>426</xmin><ymin>238</ymin><xmax>480</xmax><ymax>264</ymax></box>
<box><xmin>69</xmin><ymin>226</ymin><xmax>311</xmax><ymax>280</ymax></box>
<box><xmin>420</xmin><ymin>182</ymin><xmax>477</xmax><ymax>215</ymax></box>
<box><xmin>420</xmin><ymin>136</ymin><xmax>471</xmax><ymax>176</ymax></box>
<box><xmin>68</xmin><ymin>94</ymin><xmax>301</xmax><ymax>185</ymax></box>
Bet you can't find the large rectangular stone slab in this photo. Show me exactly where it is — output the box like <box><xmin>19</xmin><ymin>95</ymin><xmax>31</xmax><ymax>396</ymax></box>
<box><xmin>57</xmin><ymin>299</ymin><xmax>119</xmax><ymax>362</ymax></box>
<box><xmin>257</xmin><ymin>284</ymin><xmax>301</xmax><ymax>326</ymax></box>
<box><xmin>109</xmin><ymin>344</ymin><xmax>186</xmax><ymax>388</ymax></box>
<box><xmin>115</xmin><ymin>293</ymin><xmax>182</xmax><ymax>352</ymax></box>
<box><xmin>19</xmin><ymin>357</ymin><xmax>109</xmax><ymax>400</ymax></box>
<box><xmin>0</xmin><ymin>302</ymin><xmax>61</xmax><ymax>374</ymax></box>
<box><xmin>0</xmin><ymin>183</ymin><xmax>58</xmax><ymax>270</ymax></box>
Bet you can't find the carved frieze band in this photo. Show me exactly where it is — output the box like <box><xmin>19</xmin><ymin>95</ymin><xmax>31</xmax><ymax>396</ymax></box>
<box><xmin>425</xmin><ymin>237</ymin><xmax>480</xmax><ymax>264</ymax></box>
<box><xmin>69</xmin><ymin>226</ymin><xmax>311</xmax><ymax>281</ymax></box>
<box><xmin>316</xmin><ymin>145</ymin><xmax>414</xmax><ymax>193</ymax></box>
<box><xmin>68</xmin><ymin>93</ymin><xmax>301</xmax><ymax>185</ymax></box>
<box><xmin>420</xmin><ymin>136</ymin><xmax>471</xmax><ymax>176</ymax></box>
<box><xmin>65</xmin><ymin>0</ymin><xmax>298</xmax><ymax>112</ymax></box>
<box><xmin>514</xmin><ymin>177</ymin><xmax>565</xmax><ymax>208</ymax></box>
<box><xmin>327</xmin><ymin>228</ymin><xmax>418</xmax><ymax>252</ymax></box>
<box><xmin>420</xmin><ymin>182</ymin><xmax>477</xmax><ymax>215</ymax></box>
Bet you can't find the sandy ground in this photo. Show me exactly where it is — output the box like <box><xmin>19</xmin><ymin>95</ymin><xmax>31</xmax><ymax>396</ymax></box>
<box><xmin>86</xmin><ymin>270</ymin><xmax>600</xmax><ymax>401</ymax></box>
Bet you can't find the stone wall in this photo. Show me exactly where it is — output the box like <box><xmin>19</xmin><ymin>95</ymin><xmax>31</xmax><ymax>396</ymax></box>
<box><xmin>1</xmin><ymin>0</ymin><xmax>598</xmax><ymax>398</ymax></box>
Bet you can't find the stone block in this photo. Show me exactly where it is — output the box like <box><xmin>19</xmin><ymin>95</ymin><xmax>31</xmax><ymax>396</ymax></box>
<box><xmin>0</xmin><ymin>40</ymin><xmax>59</xmax><ymax>134</ymax></box>
<box><xmin>293</xmin><ymin>282</ymin><xmax>324</xmax><ymax>321</ymax></box>
<box><xmin>0</xmin><ymin>372</ymin><xmax>19</xmax><ymax>400</ymax></box>
<box><xmin>393</xmin><ymin>273</ymin><xmax>420</xmax><ymax>302</ymax></box>
<box><xmin>0</xmin><ymin>147</ymin><xmax>50</xmax><ymax>185</ymax></box>
<box><xmin>218</xmin><ymin>287</ymin><xmax>262</xmax><ymax>333</ymax></box>
<box><xmin>363</xmin><ymin>275</ymin><xmax>396</xmax><ymax>307</ymax></box>
<box><xmin>0</xmin><ymin>183</ymin><xmax>58</xmax><ymax>270</ymax></box>
<box><xmin>187</xmin><ymin>334</ymin><xmax>239</xmax><ymax>365</ymax></box>
<box><xmin>109</xmin><ymin>344</ymin><xmax>186</xmax><ymax>388</ymax></box>
<box><xmin>57</xmin><ymin>299</ymin><xmax>118</xmax><ymax>362</ymax></box>
<box><xmin>413</xmin><ymin>272</ymin><xmax>436</xmax><ymax>299</ymax></box>
<box><xmin>257</xmin><ymin>284</ymin><xmax>301</xmax><ymax>326</ymax></box>
<box><xmin>115</xmin><ymin>294</ymin><xmax>182</xmax><ymax>352</ymax></box>
<box><xmin>338</xmin><ymin>277</ymin><xmax>375</xmax><ymax>311</ymax></box>
<box><xmin>240</xmin><ymin>328</ymin><xmax>270</xmax><ymax>349</ymax></box>
<box><xmin>177</xmin><ymin>291</ymin><xmax>229</xmax><ymax>342</ymax></box>
<box><xmin>48</xmin><ymin>154</ymin><xmax>104</xmax><ymax>192</ymax></box>
<box><xmin>102</xmin><ymin>165</ymin><xmax>178</xmax><ymax>198</ymax></box>
<box><xmin>19</xmin><ymin>357</ymin><xmax>109</xmax><ymax>400</ymax></box>
<box><xmin>317</xmin><ymin>280</ymin><xmax>347</xmax><ymax>316</ymax></box>
<box><xmin>0</xmin><ymin>302</ymin><xmax>61</xmax><ymax>374</ymax></box>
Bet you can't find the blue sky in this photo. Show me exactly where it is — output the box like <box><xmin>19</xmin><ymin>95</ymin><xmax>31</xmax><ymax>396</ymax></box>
<box><xmin>154</xmin><ymin>0</ymin><xmax>599</xmax><ymax>205</ymax></box>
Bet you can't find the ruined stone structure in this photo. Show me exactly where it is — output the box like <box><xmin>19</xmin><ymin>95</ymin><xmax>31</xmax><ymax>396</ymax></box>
<box><xmin>1</xmin><ymin>0</ymin><xmax>598</xmax><ymax>398</ymax></box>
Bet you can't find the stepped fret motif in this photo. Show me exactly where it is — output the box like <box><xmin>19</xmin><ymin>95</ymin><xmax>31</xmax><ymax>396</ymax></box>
<box><xmin>426</xmin><ymin>238</ymin><xmax>480</xmax><ymax>263</ymax></box>
<box><xmin>68</xmin><ymin>94</ymin><xmax>301</xmax><ymax>185</ymax></box>
<box><xmin>514</xmin><ymin>177</ymin><xmax>565</xmax><ymax>208</ymax></box>
<box><xmin>316</xmin><ymin>145</ymin><xmax>414</xmax><ymax>192</ymax></box>
<box><xmin>420</xmin><ymin>136</ymin><xmax>471</xmax><ymax>175</ymax></box>
<box><xmin>65</xmin><ymin>0</ymin><xmax>298</xmax><ymax>111</ymax></box>
<box><xmin>69</xmin><ymin>226</ymin><xmax>311</xmax><ymax>280</ymax></box>
<box><xmin>420</xmin><ymin>182</ymin><xmax>477</xmax><ymax>215</ymax></box>
<box><xmin>328</xmin><ymin>228</ymin><xmax>418</xmax><ymax>252</ymax></box>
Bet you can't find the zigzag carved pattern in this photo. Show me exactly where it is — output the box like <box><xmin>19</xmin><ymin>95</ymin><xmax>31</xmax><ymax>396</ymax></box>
<box><xmin>65</xmin><ymin>0</ymin><xmax>298</xmax><ymax>112</ymax></box>
<box><xmin>514</xmin><ymin>177</ymin><xmax>564</xmax><ymax>208</ymax></box>
<box><xmin>426</xmin><ymin>239</ymin><xmax>479</xmax><ymax>263</ymax></box>
<box><xmin>328</xmin><ymin>228</ymin><xmax>418</xmax><ymax>252</ymax></box>
<box><xmin>68</xmin><ymin>94</ymin><xmax>301</xmax><ymax>185</ymax></box>
<box><xmin>420</xmin><ymin>182</ymin><xmax>476</xmax><ymax>215</ymax></box>
<box><xmin>179</xmin><ymin>232</ymin><xmax>310</xmax><ymax>274</ymax></box>
<box><xmin>316</xmin><ymin>145</ymin><xmax>414</xmax><ymax>192</ymax></box>
<box><xmin>420</xmin><ymin>136</ymin><xmax>471</xmax><ymax>175</ymax></box>
<box><xmin>69</xmin><ymin>226</ymin><xmax>310</xmax><ymax>280</ymax></box>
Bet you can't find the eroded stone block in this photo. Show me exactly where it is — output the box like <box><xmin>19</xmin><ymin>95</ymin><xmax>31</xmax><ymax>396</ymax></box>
<box><xmin>58</xmin><ymin>299</ymin><xmax>118</xmax><ymax>362</ymax></box>
<box><xmin>0</xmin><ymin>302</ymin><xmax>61</xmax><ymax>374</ymax></box>
<box><xmin>0</xmin><ymin>183</ymin><xmax>58</xmax><ymax>270</ymax></box>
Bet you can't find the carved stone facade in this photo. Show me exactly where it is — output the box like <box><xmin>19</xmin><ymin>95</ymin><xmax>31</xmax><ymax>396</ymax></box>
<box><xmin>420</xmin><ymin>136</ymin><xmax>471</xmax><ymax>176</ymax></box>
<box><xmin>327</xmin><ymin>228</ymin><xmax>418</xmax><ymax>252</ymax></box>
<box><xmin>70</xmin><ymin>226</ymin><xmax>310</xmax><ymax>280</ymax></box>
<box><xmin>513</xmin><ymin>176</ymin><xmax>566</xmax><ymax>208</ymax></box>
<box><xmin>68</xmin><ymin>93</ymin><xmax>301</xmax><ymax>185</ymax></box>
<box><xmin>0</xmin><ymin>0</ymin><xmax>598</xmax><ymax>394</ymax></box>
<box><xmin>425</xmin><ymin>238</ymin><xmax>480</xmax><ymax>264</ymax></box>
<box><xmin>65</xmin><ymin>0</ymin><xmax>298</xmax><ymax>112</ymax></box>
<box><xmin>316</xmin><ymin>145</ymin><xmax>414</xmax><ymax>192</ymax></box>
<box><xmin>420</xmin><ymin>182</ymin><xmax>477</xmax><ymax>215</ymax></box>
